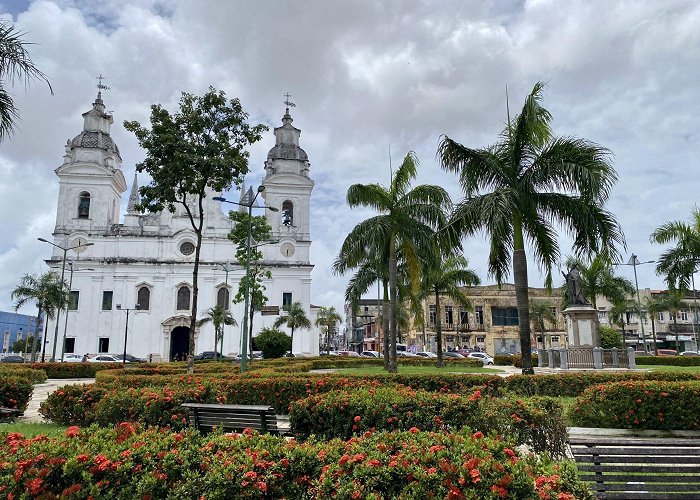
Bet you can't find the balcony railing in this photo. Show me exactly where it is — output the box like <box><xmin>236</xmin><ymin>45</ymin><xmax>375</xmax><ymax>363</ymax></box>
<box><xmin>428</xmin><ymin>322</ymin><xmax>485</xmax><ymax>332</ymax></box>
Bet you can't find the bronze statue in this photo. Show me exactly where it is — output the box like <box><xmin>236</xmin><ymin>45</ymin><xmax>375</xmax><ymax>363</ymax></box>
<box><xmin>563</xmin><ymin>264</ymin><xmax>589</xmax><ymax>305</ymax></box>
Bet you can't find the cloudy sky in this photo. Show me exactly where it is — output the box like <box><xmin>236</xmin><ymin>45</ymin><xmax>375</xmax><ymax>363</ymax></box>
<box><xmin>1</xmin><ymin>0</ymin><xmax>699</xmax><ymax>319</ymax></box>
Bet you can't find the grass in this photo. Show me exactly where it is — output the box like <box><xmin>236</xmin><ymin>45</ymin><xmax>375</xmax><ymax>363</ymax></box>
<box><xmin>0</xmin><ymin>422</ymin><xmax>67</xmax><ymax>437</ymax></box>
<box><xmin>333</xmin><ymin>365</ymin><xmax>504</xmax><ymax>375</ymax></box>
<box><xmin>637</xmin><ymin>364</ymin><xmax>700</xmax><ymax>372</ymax></box>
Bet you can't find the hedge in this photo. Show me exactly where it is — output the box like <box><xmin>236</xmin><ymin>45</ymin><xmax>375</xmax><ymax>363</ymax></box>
<box><xmin>0</xmin><ymin>366</ymin><xmax>47</xmax><ymax>384</ymax></box>
<box><xmin>290</xmin><ymin>387</ymin><xmax>568</xmax><ymax>456</ymax></box>
<box><xmin>0</xmin><ymin>423</ymin><xmax>592</xmax><ymax>499</ymax></box>
<box><xmin>570</xmin><ymin>380</ymin><xmax>700</xmax><ymax>430</ymax></box>
<box><xmin>513</xmin><ymin>353</ymin><xmax>538</xmax><ymax>368</ymax></box>
<box><xmin>636</xmin><ymin>355</ymin><xmax>700</xmax><ymax>366</ymax></box>
<box><xmin>27</xmin><ymin>362</ymin><xmax>123</xmax><ymax>378</ymax></box>
<box><xmin>0</xmin><ymin>377</ymin><xmax>33</xmax><ymax>411</ymax></box>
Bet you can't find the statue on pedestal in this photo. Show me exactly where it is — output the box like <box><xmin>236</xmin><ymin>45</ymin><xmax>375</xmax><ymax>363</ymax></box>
<box><xmin>563</xmin><ymin>264</ymin><xmax>589</xmax><ymax>305</ymax></box>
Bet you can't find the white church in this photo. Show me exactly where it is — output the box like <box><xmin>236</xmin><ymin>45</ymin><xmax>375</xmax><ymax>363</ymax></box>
<box><xmin>42</xmin><ymin>91</ymin><xmax>319</xmax><ymax>361</ymax></box>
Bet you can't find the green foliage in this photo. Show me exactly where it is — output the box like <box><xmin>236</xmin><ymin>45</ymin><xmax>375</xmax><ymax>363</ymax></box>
<box><xmin>27</xmin><ymin>362</ymin><xmax>122</xmax><ymax>378</ymax></box>
<box><xmin>0</xmin><ymin>376</ymin><xmax>32</xmax><ymax>411</ymax></box>
<box><xmin>0</xmin><ymin>424</ymin><xmax>591</xmax><ymax>499</ymax></box>
<box><xmin>571</xmin><ymin>380</ymin><xmax>700</xmax><ymax>429</ymax></box>
<box><xmin>0</xmin><ymin>365</ymin><xmax>46</xmax><ymax>384</ymax></box>
<box><xmin>636</xmin><ymin>355</ymin><xmax>700</xmax><ymax>366</ymax></box>
<box><xmin>563</xmin><ymin>255</ymin><xmax>635</xmax><ymax>309</ymax></box>
<box><xmin>651</xmin><ymin>207</ymin><xmax>700</xmax><ymax>290</ymax></box>
<box><xmin>512</xmin><ymin>353</ymin><xmax>538</xmax><ymax>368</ymax></box>
<box><xmin>254</xmin><ymin>328</ymin><xmax>291</xmax><ymax>359</ymax></box>
<box><xmin>197</xmin><ymin>305</ymin><xmax>236</xmax><ymax>358</ymax></box>
<box><xmin>9</xmin><ymin>335</ymin><xmax>39</xmax><ymax>354</ymax></box>
<box><xmin>600</xmin><ymin>325</ymin><xmax>622</xmax><ymax>349</ymax></box>
<box><xmin>229</xmin><ymin>210</ymin><xmax>274</xmax><ymax>310</ymax></box>
<box><xmin>274</xmin><ymin>301</ymin><xmax>311</xmax><ymax>354</ymax></box>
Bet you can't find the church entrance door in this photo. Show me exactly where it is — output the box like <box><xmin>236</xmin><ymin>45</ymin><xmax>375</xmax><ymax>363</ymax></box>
<box><xmin>170</xmin><ymin>326</ymin><xmax>189</xmax><ymax>361</ymax></box>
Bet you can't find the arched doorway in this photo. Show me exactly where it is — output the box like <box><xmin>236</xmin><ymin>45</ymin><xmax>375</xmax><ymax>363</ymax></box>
<box><xmin>170</xmin><ymin>326</ymin><xmax>189</xmax><ymax>361</ymax></box>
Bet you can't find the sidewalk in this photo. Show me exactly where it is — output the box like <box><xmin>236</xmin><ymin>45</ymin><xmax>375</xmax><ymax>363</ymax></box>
<box><xmin>20</xmin><ymin>378</ymin><xmax>95</xmax><ymax>423</ymax></box>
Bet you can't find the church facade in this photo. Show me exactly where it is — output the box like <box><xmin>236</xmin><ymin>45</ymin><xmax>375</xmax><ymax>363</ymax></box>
<box><xmin>42</xmin><ymin>92</ymin><xmax>318</xmax><ymax>361</ymax></box>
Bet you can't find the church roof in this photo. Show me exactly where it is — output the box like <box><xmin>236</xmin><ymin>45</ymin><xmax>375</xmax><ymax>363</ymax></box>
<box><xmin>70</xmin><ymin>130</ymin><xmax>120</xmax><ymax>154</ymax></box>
<box><xmin>267</xmin><ymin>143</ymin><xmax>308</xmax><ymax>161</ymax></box>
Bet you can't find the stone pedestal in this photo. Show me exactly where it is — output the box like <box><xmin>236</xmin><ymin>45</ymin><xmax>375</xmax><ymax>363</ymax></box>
<box><xmin>563</xmin><ymin>305</ymin><xmax>601</xmax><ymax>347</ymax></box>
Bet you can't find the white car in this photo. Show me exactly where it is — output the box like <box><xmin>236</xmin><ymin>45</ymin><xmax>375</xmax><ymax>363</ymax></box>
<box><xmin>62</xmin><ymin>354</ymin><xmax>84</xmax><ymax>363</ymax></box>
<box><xmin>397</xmin><ymin>351</ymin><xmax>417</xmax><ymax>357</ymax></box>
<box><xmin>361</xmin><ymin>350</ymin><xmax>380</xmax><ymax>358</ymax></box>
<box><xmin>467</xmin><ymin>352</ymin><xmax>494</xmax><ymax>365</ymax></box>
<box><xmin>415</xmin><ymin>351</ymin><xmax>438</xmax><ymax>358</ymax></box>
<box><xmin>88</xmin><ymin>354</ymin><xmax>125</xmax><ymax>363</ymax></box>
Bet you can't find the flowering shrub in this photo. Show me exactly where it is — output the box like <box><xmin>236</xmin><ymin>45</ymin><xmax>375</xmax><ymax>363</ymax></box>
<box><xmin>28</xmin><ymin>362</ymin><xmax>123</xmax><ymax>378</ymax></box>
<box><xmin>0</xmin><ymin>366</ymin><xmax>47</xmax><ymax>384</ymax></box>
<box><xmin>570</xmin><ymin>380</ymin><xmax>700</xmax><ymax>430</ymax></box>
<box><xmin>0</xmin><ymin>423</ymin><xmax>592</xmax><ymax>499</ymax></box>
<box><xmin>0</xmin><ymin>377</ymin><xmax>33</xmax><ymax>411</ymax></box>
<box><xmin>290</xmin><ymin>387</ymin><xmax>568</xmax><ymax>455</ymax></box>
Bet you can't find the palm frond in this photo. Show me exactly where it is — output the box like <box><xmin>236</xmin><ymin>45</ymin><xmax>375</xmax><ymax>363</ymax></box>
<box><xmin>346</xmin><ymin>183</ymin><xmax>392</xmax><ymax>212</ymax></box>
<box><xmin>391</xmin><ymin>151</ymin><xmax>418</xmax><ymax>198</ymax></box>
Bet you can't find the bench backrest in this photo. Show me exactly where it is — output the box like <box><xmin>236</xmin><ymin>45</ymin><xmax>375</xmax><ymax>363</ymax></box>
<box><xmin>181</xmin><ymin>403</ymin><xmax>280</xmax><ymax>434</ymax></box>
<box><xmin>570</xmin><ymin>436</ymin><xmax>700</xmax><ymax>499</ymax></box>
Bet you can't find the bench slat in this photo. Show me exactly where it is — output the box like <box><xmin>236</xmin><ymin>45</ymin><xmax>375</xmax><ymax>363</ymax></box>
<box><xmin>600</xmin><ymin>494</ymin><xmax>700</xmax><ymax>500</ymax></box>
<box><xmin>598</xmin><ymin>483</ymin><xmax>700</xmax><ymax>492</ymax></box>
<box><xmin>574</xmin><ymin>454</ymin><xmax>700</xmax><ymax>464</ymax></box>
<box><xmin>579</xmin><ymin>474</ymin><xmax>700</xmax><ymax>484</ymax></box>
<box><xmin>577</xmin><ymin>465</ymin><xmax>700</xmax><ymax>474</ymax></box>
<box><xmin>571</xmin><ymin>446</ymin><xmax>700</xmax><ymax>456</ymax></box>
<box><xmin>181</xmin><ymin>403</ymin><xmax>273</xmax><ymax>411</ymax></box>
<box><xmin>570</xmin><ymin>437</ymin><xmax>700</xmax><ymax>447</ymax></box>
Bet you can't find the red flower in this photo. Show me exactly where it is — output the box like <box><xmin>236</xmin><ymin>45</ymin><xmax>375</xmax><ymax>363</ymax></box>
<box><xmin>65</xmin><ymin>426</ymin><xmax>80</xmax><ymax>438</ymax></box>
<box><xmin>76</xmin><ymin>454</ymin><xmax>89</xmax><ymax>463</ymax></box>
<box><xmin>471</xmin><ymin>431</ymin><xmax>483</xmax><ymax>440</ymax></box>
<box><xmin>354</xmin><ymin>415</ymin><xmax>361</xmax><ymax>422</ymax></box>
<box><xmin>409</xmin><ymin>427</ymin><xmax>419</xmax><ymax>433</ymax></box>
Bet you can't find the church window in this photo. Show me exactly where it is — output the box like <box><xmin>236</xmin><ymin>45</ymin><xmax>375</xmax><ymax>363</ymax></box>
<box><xmin>177</xmin><ymin>286</ymin><xmax>191</xmax><ymax>311</ymax></box>
<box><xmin>101</xmin><ymin>291</ymin><xmax>113</xmax><ymax>310</ymax></box>
<box><xmin>283</xmin><ymin>292</ymin><xmax>292</xmax><ymax>311</ymax></box>
<box><xmin>98</xmin><ymin>338</ymin><xmax>109</xmax><ymax>353</ymax></box>
<box><xmin>68</xmin><ymin>291</ymin><xmax>79</xmax><ymax>311</ymax></box>
<box><xmin>137</xmin><ymin>287</ymin><xmax>150</xmax><ymax>311</ymax></box>
<box><xmin>78</xmin><ymin>192</ymin><xmax>91</xmax><ymax>219</ymax></box>
<box><xmin>217</xmin><ymin>287</ymin><xmax>230</xmax><ymax>310</ymax></box>
<box><xmin>282</xmin><ymin>200</ymin><xmax>294</xmax><ymax>227</ymax></box>
<box><xmin>180</xmin><ymin>241</ymin><xmax>195</xmax><ymax>256</ymax></box>
<box><xmin>64</xmin><ymin>337</ymin><xmax>75</xmax><ymax>354</ymax></box>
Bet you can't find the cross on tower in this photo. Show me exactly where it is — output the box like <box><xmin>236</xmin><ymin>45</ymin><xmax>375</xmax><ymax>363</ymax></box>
<box><xmin>96</xmin><ymin>74</ymin><xmax>110</xmax><ymax>91</ymax></box>
<box><xmin>283</xmin><ymin>92</ymin><xmax>296</xmax><ymax>108</ymax></box>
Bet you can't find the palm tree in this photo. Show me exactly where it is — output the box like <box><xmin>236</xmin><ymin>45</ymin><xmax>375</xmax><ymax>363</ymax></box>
<box><xmin>438</xmin><ymin>82</ymin><xmax>625</xmax><ymax>374</ymax></box>
<box><xmin>0</xmin><ymin>21</ymin><xmax>52</xmax><ymax>141</ymax></box>
<box><xmin>608</xmin><ymin>299</ymin><xmax>634</xmax><ymax>337</ymax></box>
<box><xmin>651</xmin><ymin>208</ymin><xmax>700</xmax><ymax>290</ymax></box>
<box><xmin>661</xmin><ymin>291</ymin><xmax>686</xmax><ymax>352</ymax></box>
<box><xmin>564</xmin><ymin>256</ymin><xmax>635</xmax><ymax>309</ymax></box>
<box><xmin>196</xmin><ymin>305</ymin><xmax>237</xmax><ymax>360</ymax></box>
<box><xmin>11</xmin><ymin>272</ymin><xmax>63</xmax><ymax>362</ymax></box>
<box><xmin>645</xmin><ymin>296</ymin><xmax>666</xmax><ymax>355</ymax></box>
<box><xmin>529</xmin><ymin>301</ymin><xmax>557</xmax><ymax>349</ymax></box>
<box><xmin>274</xmin><ymin>301</ymin><xmax>312</xmax><ymax>356</ymax></box>
<box><xmin>315</xmin><ymin>306</ymin><xmax>342</xmax><ymax>354</ymax></box>
<box><xmin>336</xmin><ymin>152</ymin><xmax>450</xmax><ymax>372</ymax></box>
<box><xmin>420</xmin><ymin>255</ymin><xmax>480</xmax><ymax>367</ymax></box>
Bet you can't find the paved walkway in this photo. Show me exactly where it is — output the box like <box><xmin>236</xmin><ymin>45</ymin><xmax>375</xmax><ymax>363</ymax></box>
<box><xmin>20</xmin><ymin>378</ymin><xmax>94</xmax><ymax>423</ymax></box>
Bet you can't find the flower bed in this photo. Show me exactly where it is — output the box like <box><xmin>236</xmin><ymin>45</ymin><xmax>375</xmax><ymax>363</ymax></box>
<box><xmin>0</xmin><ymin>366</ymin><xmax>47</xmax><ymax>384</ymax></box>
<box><xmin>0</xmin><ymin>423</ymin><xmax>592</xmax><ymax>499</ymax></box>
<box><xmin>570</xmin><ymin>380</ymin><xmax>700</xmax><ymax>430</ymax></box>
<box><xmin>27</xmin><ymin>362</ymin><xmax>123</xmax><ymax>378</ymax></box>
<box><xmin>0</xmin><ymin>377</ymin><xmax>33</xmax><ymax>411</ymax></box>
<box><xmin>290</xmin><ymin>387</ymin><xmax>567</xmax><ymax>455</ymax></box>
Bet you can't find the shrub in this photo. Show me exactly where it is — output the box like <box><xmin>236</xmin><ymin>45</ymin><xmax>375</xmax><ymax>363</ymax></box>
<box><xmin>494</xmin><ymin>354</ymin><xmax>514</xmax><ymax>365</ymax></box>
<box><xmin>0</xmin><ymin>366</ymin><xmax>47</xmax><ymax>384</ymax></box>
<box><xmin>512</xmin><ymin>353</ymin><xmax>538</xmax><ymax>368</ymax></box>
<box><xmin>570</xmin><ymin>380</ymin><xmax>700</xmax><ymax>430</ymax></box>
<box><xmin>600</xmin><ymin>325</ymin><xmax>622</xmax><ymax>349</ymax></box>
<box><xmin>0</xmin><ymin>377</ymin><xmax>33</xmax><ymax>411</ymax></box>
<box><xmin>254</xmin><ymin>327</ymin><xmax>291</xmax><ymax>359</ymax></box>
<box><xmin>636</xmin><ymin>355</ymin><xmax>700</xmax><ymax>366</ymax></box>
<box><xmin>28</xmin><ymin>362</ymin><xmax>123</xmax><ymax>378</ymax></box>
<box><xmin>290</xmin><ymin>387</ymin><xmax>568</xmax><ymax>455</ymax></box>
<box><xmin>0</xmin><ymin>424</ymin><xmax>592</xmax><ymax>499</ymax></box>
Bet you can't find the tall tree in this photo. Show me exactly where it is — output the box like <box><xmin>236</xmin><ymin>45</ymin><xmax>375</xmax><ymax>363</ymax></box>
<box><xmin>10</xmin><ymin>272</ymin><xmax>62</xmax><ymax>362</ymax></box>
<box><xmin>564</xmin><ymin>255</ymin><xmax>635</xmax><ymax>309</ymax></box>
<box><xmin>420</xmin><ymin>255</ymin><xmax>480</xmax><ymax>367</ymax></box>
<box><xmin>196</xmin><ymin>305</ymin><xmax>237</xmax><ymax>359</ymax></box>
<box><xmin>608</xmin><ymin>299</ymin><xmax>634</xmax><ymax>335</ymax></box>
<box><xmin>315</xmin><ymin>306</ymin><xmax>342</xmax><ymax>354</ymax></box>
<box><xmin>438</xmin><ymin>82</ymin><xmax>625</xmax><ymax>374</ymax></box>
<box><xmin>0</xmin><ymin>21</ymin><xmax>52</xmax><ymax>141</ymax></box>
<box><xmin>274</xmin><ymin>301</ymin><xmax>312</xmax><ymax>355</ymax></box>
<box><xmin>337</xmin><ymin>152</ymin><xmax>450</xmax><ymax>372</ymax></box>
<box><xmin>124</xmin><ymin>88</ymin><xmax>266</xmax><ymax>372</ymax></box>
<box><xmin>651</xmin><ymin>208</ymin><xmax>700</xmax><ymax>290</ymax></box>
<box><xmin>228</xmin><ymin>210</ymin><xmax>273</xmax><ymax>360</ymax></box>
<box><xmin>645</xmin><ymin>295</ymin><xmax>666</xmax><ymax>355</ymax></box>
<box><xmin>529</xmin><ymin>301</ymin><xmax>557</xmax><ymax>349</ymax></box>
<box><xmin>660</xmin><ymin>290</ymin><xmax>686</xmax><ymax>352</ymax></box>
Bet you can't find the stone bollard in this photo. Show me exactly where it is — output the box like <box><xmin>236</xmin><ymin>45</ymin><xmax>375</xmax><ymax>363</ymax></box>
<box><xmin>611</xmin><ymin>347</ymin><xmax>619</xmax><ymax>368</ymax></box>
<box><xmin>538</xmin><ymin>348</ymin><xmax>546</xmax><ymax>368</ymax></box>
<box><xmin>628</xmin><ymin>347</ymin><xmax>637</xmax><ymax>369</ymax></box>
<box><xmin>593</xmin><ymin>347</ymin><xmax>603</xmax><ymax>369</ymax></box>
<box><xmin>558</xmin><ymin>348</ymin><xmax>568</xmax><ymax>369</ymax></box>
<box><xmin>547</xmin><ymin>349</ymin><xmax>554</xmax><ymax>369</ymax></box>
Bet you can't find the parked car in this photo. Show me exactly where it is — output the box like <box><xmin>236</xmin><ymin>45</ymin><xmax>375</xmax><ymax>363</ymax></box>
<box><xmin>397</xmin><ymin>351</ymin><xmax>417</xmax><ymax>357</ymax></box>
<box><xmin>634</xmin><ymin>350</ymin><xmax>653</xmax><ymax>356</ymax></box>
<box><xmin>62</xmin><ymin>354</ymin><xmax>84</xmax><ymax>363</ymax></box>
<box><xmin>233</xmin><ymin>351</ymin><xmax>263</xmax><ymax>361</ymax></box>
<box><xmin>285</xmin><ymin>352</ymin><xmax>311</xmax><ymax>358</ymax></box>
<box><xmin>681</xmin><ymin>351</ymin><xmax>699</xmax><ymax>356</ymax></box>
<box><xmin>467</xmin><ymin>352</ymin><xmax>495</xmax><ymax>365</ymax></box>
<box><xmin>457</xmin><ymin>349</ymin><xmax>474</xmax><ymax>356</ymax></box>
<box><xmin>443</xmin><ymin>351</ymin><xmax>465</xmax><ymax>359</ymax></box>
<box><xmin>193</xmin><ymin>351</ymin><xmax>218</xmax><ymax>361</ymax></box>
<box><xmin>657</xmin><ymin>349</ymin><xmax>678</xmax><ymax>356</ymax></box>
<box><xmin>415</xmin><ymin>351</ymin><xmax>437</xmax><ymax>358</ymax></box>
<box><xmin>114</xmin><ymin>354</ymin><xmax>146</xmax><ymax>363</ymax></box>
<box><xmin>337</xmin><ymin>350</ymin><xmax>361</xmax><ymax>357</ymax></box>
<box><xmin>88</xmin><ymin>354</ymin><xmax>123</xmax><ymax>363</ymax></box>
<box><xmin>0</xmin><ymin>355</ymin><xmax>25</xmax><ymax>363</ymax></box>
<box><xmin>361</xmin><ymin>350</ymin><xmax>380</xmax><ymax>358</ymax></box>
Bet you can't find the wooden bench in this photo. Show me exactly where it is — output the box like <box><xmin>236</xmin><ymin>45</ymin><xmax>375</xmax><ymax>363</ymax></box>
<box><xmin>0</xmin><ymin>407</ymin><xmax>22</xmax><ymax>423</ymax></box>
<box><xmin>569</xmin><ymin>435</ymin><xmax>700</xmax><ymax>499</ymax></box>
<box><xmin>181</xmin><ymin>403</ymin><xmax>283</xmax><ymax>435</ymax></box>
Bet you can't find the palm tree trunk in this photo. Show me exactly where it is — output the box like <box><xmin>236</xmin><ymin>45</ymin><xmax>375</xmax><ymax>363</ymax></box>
<box><xmin>435</xmin><ymin>287</ymin><xmax>443</xmax><ymax>368</ymax></box>
<box><xmin>40</xmin><ymin>317</ymin><xmax>49</xmax><ymax>363</ymax></box>
<box><xmin>248</xmin><ymin>306</ymin><xmax>255</xmax><ymax>364</ymax></box>
<box><xmin>290</xmin><ymin>326</ymin><xmax>295</xmax><ymax>356</ymax></box>
<box><xmin>31</xmin><ymin>304</ymin><xmax>42</xmax><ymax>363</ymax></box>
<box><xmin>674</xmin><ymin>317</ymin><xmax>680</xmax><ymax>352</ymax></box>
<box><xmin>651</xmin><ymin>316</ymin><xmax>658</xmax><ymax>355</ymax></box>
<box><xmin>382</xmin><ymin>280</ymin><xmax>390</xmax><ymax>371</ymax></box>
<box><xmin>513</xmin><ymin>217</ymin><xmax>534</xmax><ymax>375</ymax></box>
<box><xmin>388</xmin><ymin>238</ymin><xmax>398</xmax><ymax>373</ymax></box>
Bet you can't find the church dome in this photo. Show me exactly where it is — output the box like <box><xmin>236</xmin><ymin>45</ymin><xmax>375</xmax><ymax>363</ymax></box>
<box><xmin>267</xmin><ymin>143</ymin><xmax>308</xmax><ymax>162</ymax></box>
<box><xmin>70</xmin><ymin>130</ymin><xmax>120</xmax><ymax>154</ymax></box>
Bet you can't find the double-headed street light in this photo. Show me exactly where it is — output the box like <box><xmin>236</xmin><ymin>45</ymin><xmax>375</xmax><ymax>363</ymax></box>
<box><xmin>116</xmin><ymin>304</ymin><xmax>140</xmax><ymax>367</ymax></box>
<box><xmin>614</xmin><ymin>254</ymin><xmax>655</xmax><ymax>353</ymax></box>
<box><xmin>214</xmin><ymin>187</ymin><xmax>278</xmax><ymax>372</ymax></box>
<box><xmin>38</xmin><ymin>237</ymin><xmax>94</xmax><ymax>362</ymax></box>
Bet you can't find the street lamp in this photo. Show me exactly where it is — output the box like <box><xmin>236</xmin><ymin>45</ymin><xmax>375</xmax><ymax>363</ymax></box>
<box><xmin>59</xmin><ymin>263</ymin><xmax>94</xmax><ymax>362</ymax></box>
<box><xmin>38</xmin><ymin>237</ymin><xmax>94</xmax><ymax>362</ymax></box>
<box><xmin>614</xmin><ymin>254</ymin><xmax>655</xmax><ymax>353</ymax></box>
<box><xmin>212</xmin><ymin>261</ymin><xmax>237</xmax><ymax>358</ymax></box>
<box><xmin>116</xmin><ymin>303</ymin><xmax>140</xmax><ymax>366</ymax></box>
<box><xmin>213</xmin><ymin>187</ymin><xmax>278</xmax><ymax>372</ymax></box>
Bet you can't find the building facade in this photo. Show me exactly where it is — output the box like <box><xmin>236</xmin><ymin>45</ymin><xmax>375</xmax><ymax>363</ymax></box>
<box><xmin>42</xmin><ymin>93</ymin><xmax>318</xmax><ymax>361</ymax></box>
<box><xmin>0</xmin><ymin>311</ymin><xmax>42</xmax><ymax>355</ymax></box>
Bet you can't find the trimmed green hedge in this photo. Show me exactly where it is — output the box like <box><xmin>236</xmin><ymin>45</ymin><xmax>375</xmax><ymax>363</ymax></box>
<box><xmin>0</xmin><ymin>424</ymin><xmax>592</xmax><ymax>499</ymax></box>
<box><xmin>0</xmin><ymin>366</ymin><xmax>47</xmax><ymax>384</ymax></box>
<box><xmin>290</xmin><ymin>387</ymin><xmax>568</xmax><ymax>455</ymax></box>
<box><xmin>570</xmin><ymin>380</ymin><xmax>700</xmax><ymax>430</ymax></box>
<box><xmin>0</xmin><ymin>377</ymin><xmax>33</xmax><ymax>411</ymax></box>
<box><xmin>27</xmin><ymin>362</ymin><xmax>123</xmax><ymax>378</ymax></box>
<box><xmin>636</xmin><ymin>355</ymin><xmax>700</xmax><ymax>366</ymax></box>
<box><xmin>513</xmin><ymin>353</ymin><xmax>538</xmax><ymax>368</ymax></box>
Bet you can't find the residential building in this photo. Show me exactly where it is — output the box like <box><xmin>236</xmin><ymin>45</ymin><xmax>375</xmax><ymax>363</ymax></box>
<box><xmin>0</xmin><ymin>311</ymin><xmax>42</xmax><ymax>354</ymax></box>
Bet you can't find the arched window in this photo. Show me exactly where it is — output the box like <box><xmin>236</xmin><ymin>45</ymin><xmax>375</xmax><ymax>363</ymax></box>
<box><xmin>137</xmin><ymin>286</ymin><xmax>151</xmax><ymax>311</ymax></box>
<box><xmin>282</xmin><ymin>200</ymin><xmax>294</xmax><ymax>227</ymax></box>
<box><xmin>176</xmin><ymin>286</ymin><xmax>191</xmax><ymax>311</ymax></box>
<box><xmin>217</xmin><ymin>287</ymin><xmax>230</xmax><ymax>310</ymax></box>
<box><xmin>78</xmin><ymin>192</ymin><xmax>91</xmax><ymax>219</ymax></box>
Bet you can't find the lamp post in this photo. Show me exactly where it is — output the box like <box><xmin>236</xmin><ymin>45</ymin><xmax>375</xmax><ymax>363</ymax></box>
<box><xmin>212</xmin><ymin>261</ymin><xmax>236</xmax><ymax>358</ymax></box>
<box><xmin>213</xmin><ymin>187</ymin><xmax>278</xmax><ymax>372</ymax></box>
<box><xmin>38</xmin><ymin>237</ymin><xmax>94</xmax><ymax>362</ymax></box>
<box><xmin>116</xmin><ymin>304</ymin><xmax>140</xmax><ymax>367</ymax></box>
<box><xmin>60</xmin><ymin>263</ymin><xmax>94</xmax><ymax>362</ymax></box>
<box><xmin>614</xmin><ymin>254</ymin><xmax>655</xmax><ymax>353</ymax></box>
